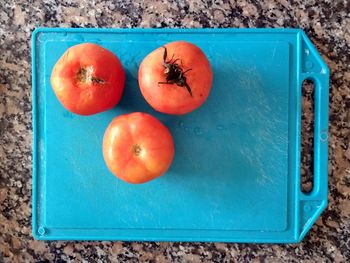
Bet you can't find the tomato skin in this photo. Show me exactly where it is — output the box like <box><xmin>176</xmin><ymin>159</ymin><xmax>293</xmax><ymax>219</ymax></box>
<box><xmin>103</xmin><ymin>112</ymin><xmax>174</xmax><ymax>184</ymax></box>
<box><xmin>138</xmin><ymin>41</ymin><xmax>213</xmax><ymax>115</ymax></box>
<box><xmin>50</xmin><ymin>43</ymin><xmax>125</xmax><ymax>115</ymax></box>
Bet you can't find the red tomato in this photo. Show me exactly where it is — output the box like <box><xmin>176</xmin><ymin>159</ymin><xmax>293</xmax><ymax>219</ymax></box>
<box><xmin>103</xmin><ymin>112</ymin><xmax>174</xmax><ymax>184</ymax></box>
<box><xmin>50</xmin><ymin>43</ymin><xmax>125</xmax><ymax>115</ymax></box>
<box><xmin>138</xmin><ymin>41</ymin><xmax>213</xmax><ymax>115</ymax></box>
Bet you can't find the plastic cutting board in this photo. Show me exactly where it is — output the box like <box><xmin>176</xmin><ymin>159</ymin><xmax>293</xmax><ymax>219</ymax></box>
<box><xmin>32</xmin><ymin>28</ymin><xmax>329</xmax><ymax>243</ymax></box>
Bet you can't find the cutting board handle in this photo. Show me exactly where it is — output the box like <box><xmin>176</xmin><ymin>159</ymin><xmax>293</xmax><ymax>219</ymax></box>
<box><xmin>298</xmin><ymin>31</ymin><xmax>330</xmax><ymax>240</ymax></box>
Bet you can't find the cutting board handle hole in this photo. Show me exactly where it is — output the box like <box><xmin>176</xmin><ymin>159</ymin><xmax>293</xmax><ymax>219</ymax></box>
<box><xmin>301</xmin><ymin>79</ymin><xmax>315</xmax><ymax>194</ymax></box>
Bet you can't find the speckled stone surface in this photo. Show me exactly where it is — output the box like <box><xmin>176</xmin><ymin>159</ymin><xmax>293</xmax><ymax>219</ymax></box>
<box><xmin>0</xmin><ymin>0</ymin><xmax>349</xmax><ymax>262</ymax></box>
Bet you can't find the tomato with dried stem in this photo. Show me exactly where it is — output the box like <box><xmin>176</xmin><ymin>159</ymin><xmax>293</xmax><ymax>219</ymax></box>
<box><xmin>51</xmin><ymin>43</ymin><xmax>125</xmax><ymax>115</ymax></box>
<box><xmin>138</xmin><ymin>41</ymin><xmax>213</xmax><ymax>115</ymax></box>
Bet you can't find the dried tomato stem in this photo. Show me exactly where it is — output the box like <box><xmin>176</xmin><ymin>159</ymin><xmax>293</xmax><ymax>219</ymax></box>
<box><xmin>77</xmin><ymin>66</ymin><xmax>104</xmax><ymax>84</ymax></box>
<box><xmin>158</xmin><ymin>46</ymin><xmax>193</xmax><ymax>97</ymax></box>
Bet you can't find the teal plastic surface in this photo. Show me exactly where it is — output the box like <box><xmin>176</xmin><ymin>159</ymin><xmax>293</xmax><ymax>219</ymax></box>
<box><xmin>32</xmin><ymin>28</ymin><xmax>329</xmax><ymax>243</ymax></box>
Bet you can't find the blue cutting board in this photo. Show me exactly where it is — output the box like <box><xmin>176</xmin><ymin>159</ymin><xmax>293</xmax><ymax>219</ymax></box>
<box><xmin>32</xmin><ymin>28</ymin><xmax>329</xmax><ymax>243</ymax></box>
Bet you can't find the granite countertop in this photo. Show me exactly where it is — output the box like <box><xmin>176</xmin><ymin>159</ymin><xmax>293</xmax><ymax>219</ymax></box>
<box><xmin>1</xmin><ymin>0</ymin><xmax>349</xmax><ymax>262</ymax></box>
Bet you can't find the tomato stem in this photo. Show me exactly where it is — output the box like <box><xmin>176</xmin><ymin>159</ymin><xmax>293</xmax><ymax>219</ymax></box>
<box><xmin>158</xmin><ymin>46</ymin><xmax>193</xmax><ymax>97</ymax></box>
<box><xmin>132</xmin><ymin>144</ymin><xmax>142</xmax><ymax>156</ymax></box>
<box><xmin>77</xmin><ymin>66</ymin><xmax>104</xmax><ymax>84</ymax></box>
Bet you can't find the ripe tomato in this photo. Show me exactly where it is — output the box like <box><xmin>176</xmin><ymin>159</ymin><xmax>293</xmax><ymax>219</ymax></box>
<box><xmin>138</xmin><ymin>41</ymin><xmax>213</xmax><ymax>115</ymax></box>
<box><xmin>103</xmin><ymin>112</ymin><xmax>174</xmax><ymax>184</ymax></box>
<box><xmin>50</xmin><ymin>43</ymin><xmax>125</xmax><ymax>115</ymax></box>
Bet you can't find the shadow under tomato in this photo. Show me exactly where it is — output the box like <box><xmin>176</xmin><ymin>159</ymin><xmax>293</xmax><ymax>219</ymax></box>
<box><xmin>116</xmin><ymin>69</ymin><xmax>149</xmax><ymax>114</ymax></box>
<box><xmin>114</xmin><ymin>69</ymin><xmax>179</xmax><ymax>124</ymax></box>
<box><xmin>156</xmin><ymin>63</ymin><xmax>245</xmax><ymax>181</ymax></box>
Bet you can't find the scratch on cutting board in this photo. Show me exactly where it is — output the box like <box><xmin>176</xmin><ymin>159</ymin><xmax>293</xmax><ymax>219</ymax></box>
<box><xmin>271</xmin><ymin>42</ymin><xmax>278</xmax><ymax>59</ymax></box>
<box><xmin>236</xmin><ymin>64</ymin><xmax>288</xmax><ymax>187</ymax></box>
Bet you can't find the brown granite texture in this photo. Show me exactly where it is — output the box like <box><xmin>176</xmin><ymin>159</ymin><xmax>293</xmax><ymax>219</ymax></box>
<box><xmin>0</xmin><ymin>0</ymin><xmax>349</xmax><ymax>262</ymax></box>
